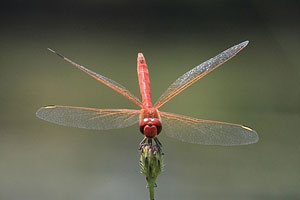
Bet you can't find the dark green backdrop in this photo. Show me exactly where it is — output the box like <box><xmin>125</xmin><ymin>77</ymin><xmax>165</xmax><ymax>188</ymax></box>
<box><xmin>1</xmin><ymin>0</ymin><xmax>299</xmax><ymax>199</ymax></box>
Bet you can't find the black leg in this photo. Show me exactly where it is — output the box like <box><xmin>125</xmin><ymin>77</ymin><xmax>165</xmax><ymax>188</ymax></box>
<box><xmin>139</xmin><ymin>137</ymin><xmax>163</xmax><ymax>152</ymax></box>
<box><xmin>139</xmin><ymin>137</ymin><xmax>147</xmax><ymax>150</ymax></box>
<box><xmin>147</xmin><ymin>138</ymin><xmax>153</xmax><ymax>146</ymax></box>
<box><xmin>140</xmin><ymin>137</ymin><xmax>147</xmax><ymax>145</ymax></box>
<box><xmin>154</xmin><ymin>137</ymin><xmax>162</xmax><ymax>147</ymax></box>
<box><xmin>154</xmin><ymin>137</ymin><xmax>164</xmax><ymax>154</ymax></box>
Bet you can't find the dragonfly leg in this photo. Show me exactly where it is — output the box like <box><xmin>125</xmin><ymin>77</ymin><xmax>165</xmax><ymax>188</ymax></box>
<box><xmin>154</xmin><ymin>137</ymin><xmax>164</xmax><ymax>154</ymax></box>
<box><xmin>139</xmin><ymin>137</ymin><xmax>163</xmax><ymax>152</ymax></box>
<box><xmin>140</xmin><ymin>137</ymin><xmax>147</xmax><ymax>145</ymax></box>
<box><xmin>139</xmin><ymin>137</ymin><xmax>148</xmax><ymax>150</ymax></box>
<box><xmin>139</xmin><ymin>137</ymin><xmax>154</xmax><ymax>151</ymax></box>
<box><xmin>154</xmin><ymin>137</ymin><xmax>162</xmax><ymax>147</ymax></box>
<box><xmin>147</xmin><ymin>138</ymin><xmax>153</xmax><ymax>146</ymax></box>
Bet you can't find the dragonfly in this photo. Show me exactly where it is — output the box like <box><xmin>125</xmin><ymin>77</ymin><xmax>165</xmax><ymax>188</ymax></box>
<box><xmin>36</xmin><ymin>41</ymin><xmax>258</xmax><ymax>146</ymax></box>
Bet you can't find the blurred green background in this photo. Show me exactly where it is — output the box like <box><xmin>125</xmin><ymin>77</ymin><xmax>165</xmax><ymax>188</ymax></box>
<box><xmin>1</xmin><ymin>0</ymin><xmax>299</xmax><ymax>199</ymax></box>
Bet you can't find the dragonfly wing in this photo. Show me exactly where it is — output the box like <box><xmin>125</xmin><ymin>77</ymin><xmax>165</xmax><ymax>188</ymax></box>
<box><xmin>48</xmin><ymin>49</ymin><xmax>143</xmax><ymax>107</ymax></box>
<box><xmin>36</xmin><ymin>105</ymin><xmax>140</xmax><ymax>130</ymax></box>
<box><xmin>154</xmin><ymin>41</ymin><xmax>249</xmax><ymax>108</ymax></box>
<box><xmin>160</xmin><ymin>111</ymin><xmax>258</xmax><ymax>145</ymax></box>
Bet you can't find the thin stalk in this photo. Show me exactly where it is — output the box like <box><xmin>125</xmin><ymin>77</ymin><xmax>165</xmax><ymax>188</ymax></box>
<box><xmin>148</xmin><ymin>181</ymin><xmax>155</xmax><ymax>200</ymax></box>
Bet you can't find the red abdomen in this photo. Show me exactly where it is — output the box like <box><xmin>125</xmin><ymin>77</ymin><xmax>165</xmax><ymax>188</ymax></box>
<box><xmin>137</xmin><ymin>53</ymin><xmax>152</xmax><ymax>108</ymax></box>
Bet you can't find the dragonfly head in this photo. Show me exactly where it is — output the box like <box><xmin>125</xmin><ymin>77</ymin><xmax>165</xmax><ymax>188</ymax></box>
<box><xmin>140</xmin><ymin>118</ymin><xmax>162</xmax><ymax>138</ymax></box>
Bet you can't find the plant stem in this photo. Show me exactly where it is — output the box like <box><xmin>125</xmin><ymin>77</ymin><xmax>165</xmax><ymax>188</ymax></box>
<box><xmin>148</xmin><ymin>182</ymin><xmax>155</xmax><ymax>200</ymax></box>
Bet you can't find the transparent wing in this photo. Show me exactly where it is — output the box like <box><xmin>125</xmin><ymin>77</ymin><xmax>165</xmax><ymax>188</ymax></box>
<box><xmin>36</xmin><ymin>105</ymin><xmax>140</xmax><ymax>130</ymax></box>
<box><xmin>154</xmin><ymin>41</ymin><xmax>249</xmax><ymax>108</ymax></box>
<box><xmin>160</xmin><ymin>111</ymin><xmax>258</xmax><ymax>146</ymax></box>
<box><xmin>48</xmin><ymin>48</ymin><xmax>143</xmax><ymax>108</ymax></box>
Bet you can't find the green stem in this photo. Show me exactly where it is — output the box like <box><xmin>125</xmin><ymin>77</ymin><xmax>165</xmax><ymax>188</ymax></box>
<box><xmin>148</xmin><ymin>181</ymin><xmax>155</xmax><ymax>200</ymax></box>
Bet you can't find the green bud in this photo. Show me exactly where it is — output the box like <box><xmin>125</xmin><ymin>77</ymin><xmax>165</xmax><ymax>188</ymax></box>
<box><xmin>140</xmin><ymin>144</ymin><xmax>163</xmax><ymax>200</ymax></box>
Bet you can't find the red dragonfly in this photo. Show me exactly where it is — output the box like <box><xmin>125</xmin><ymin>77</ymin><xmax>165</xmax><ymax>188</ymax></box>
<box><xmin>37</xmin><ymin>41</ymin><xmax>258</xmax><ymax>146</ymax></box>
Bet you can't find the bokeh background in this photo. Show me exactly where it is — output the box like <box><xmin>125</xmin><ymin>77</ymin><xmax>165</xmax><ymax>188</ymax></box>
<box><xmin>1</xmin><ymin>0</ymin><xmax>299</xmax><ymax>199</ymax></box>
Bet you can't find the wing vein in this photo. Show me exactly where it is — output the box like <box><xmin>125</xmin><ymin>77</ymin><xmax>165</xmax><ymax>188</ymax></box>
<box><xmin>160</xmin><ymin>111</ymin><xmax>258</xmax><ymax>146</ymax></box>
<box><xmin>154</xmin><ymin>41</ymin><xmax>249</xmax><ymax>108</ymax></box>
<box><xmin>36</xmin><ymin>105</ymin><xmax>140</xmax><ymax>130</ymax></box>
<box><xmin>48</xmin><ymin>48</ymin><xmax>143</xmax><ymax>107</ymax></box>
